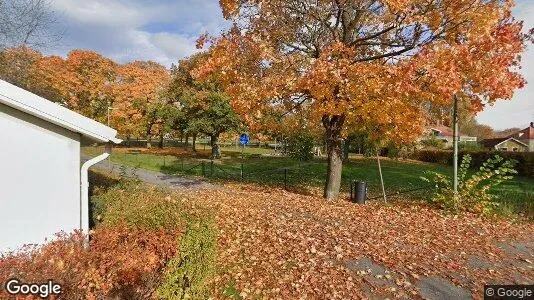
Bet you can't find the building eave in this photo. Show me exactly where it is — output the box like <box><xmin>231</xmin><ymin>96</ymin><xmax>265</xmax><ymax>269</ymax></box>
<box><xmin>0</xmin><ymin>80</ymin><xmax>121</xmax><ymax>144</ymax></box>
<box><xmin>493</xmin><ymin>137</ymin><xmax>528</xmax><ymax>148</ymax></box>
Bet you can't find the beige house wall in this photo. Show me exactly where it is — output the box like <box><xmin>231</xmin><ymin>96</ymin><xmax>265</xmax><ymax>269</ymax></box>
<box><xmin>494</xmin><ymin>140</ymin><xmax>528</xmax><ymax>152</ymax></box>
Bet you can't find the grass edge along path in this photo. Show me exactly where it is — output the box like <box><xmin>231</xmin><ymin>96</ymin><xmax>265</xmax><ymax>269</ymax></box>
<box><xmin>84</xmin><ymin>146</ymin><xmax>534</xmax><ymax>219</ymax></box>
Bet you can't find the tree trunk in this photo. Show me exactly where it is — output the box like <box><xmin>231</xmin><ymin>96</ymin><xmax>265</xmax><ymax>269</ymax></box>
<box><xmin>323</xmin><ymin>114</ymin><xmax>346</xmax><ymax>200</ymax></box>
<box><xmin>185</xmin><ymin>134</ymin><xmax>189</xmax><ymax>147</ymax></box>
<box><xmin>146</xmin><ymin>135</ymin><xmax>152</xmax><ymax>149</ymax></box>
<box><xmin>343</xmin><ymin>138</ymin><xmax>350</xmax><ymax>162</ymax></box>
<box><xmin>211</xmin><ymin>134</ymin><xmax>221</xmax><ymax>159</ymax></box>
<box><xmin>323</xmin><ymin>133</ymin><xmax>328</xmax><ymax>154</ymax></box>
<box><xmin>146</xmin><ymin>121</ymin><xmax>156</xmax><ymax>149</ymax></box>
<box><xmin>146</xmin><ymin>122</ymin><xmax>157</xmax><ymax>149</ymax></box>
<box><xmin>146</xmin><ymin>131</ymin><xmax>152</xmax><ymax>149</ymax></box>
<box><xmin>192</xmin><ymin>134</ymin><xmax>197</xmax><ymax>152</ymax></box>
<box><xmin>158</xmin><ymin>134</ymin><xmax>164</xmax><ymax>149</ymax></box>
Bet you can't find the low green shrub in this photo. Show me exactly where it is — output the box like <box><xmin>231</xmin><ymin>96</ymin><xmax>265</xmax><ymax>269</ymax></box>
<box><xmin>88</xmin><ymin>170</ymin><xmax>121</xmax><ymax>197</ymax></box>
<box><xmin>419</xmin><ymin>136</ymin><xmax>446</xmax><ymax>149</ymax></box>
<box><xmin>91</xmin><ymin>182</ymin><xmax>184</xmax><ymax>230</ymax></box>
<box><xmin>93</xmin><ymin>182</ymin><xmax>217</xmax><ymax>299</ymax></box>
<box><xmin>456</xmin><ymin>141</ymin><xmax>484</xmax><ymax>151</ymax></box>
<box><xmin>285</xmin><ymin>131</ymin><xmax>315</xmax><ymax>161</ymax></box>
<box><xmin>88</xmin><ymin>170</ymin><xmax>122</xmax><ymax>227</ymax></box>
<box><xmin>157</xmin><ymin>217</ymin><xmax>217</xmax><ymax>299</ymax></box>
<box><xmin>423</xmin><ymin>154</ymin><xmax>518</xmax><ymax>214</ymax></box>
<box><xmin>2</xmin><ymin>181</ymin><xmax>217</xmax><ymax>299</ymax></box>
<box><xmin>413</xmin><ymin>150</ymin><xmax>534</xmax><ymax>178</ymax></box>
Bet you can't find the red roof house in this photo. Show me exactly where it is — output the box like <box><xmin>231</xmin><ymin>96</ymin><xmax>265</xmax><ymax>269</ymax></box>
<box><xmin>507</xmin><ymin>122</ymin><xmax>534</xmax><ymax>152</ymax></box>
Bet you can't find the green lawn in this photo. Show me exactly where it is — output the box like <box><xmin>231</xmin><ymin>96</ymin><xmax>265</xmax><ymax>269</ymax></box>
<box><xmin>83</xmin><ymin>145</ymin><xmax>534</xmax><ymax>218</ymax></box>
<box><xmin>83</xmin><ymin>146</ymin><xmax>534</xmax><ymax>207</ymax></box>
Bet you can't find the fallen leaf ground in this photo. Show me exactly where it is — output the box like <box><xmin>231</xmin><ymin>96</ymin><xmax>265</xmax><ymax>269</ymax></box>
<box><xmin>187</xmin><ymin>184</ymin><xmax>534</xmax><ymax>299</ymax></box>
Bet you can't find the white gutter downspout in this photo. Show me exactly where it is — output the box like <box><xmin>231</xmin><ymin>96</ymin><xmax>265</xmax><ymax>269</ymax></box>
<box><xmin>80</xmin><ymin>143</ymin><xmax>111</xmax><ymax>244</ymax></box>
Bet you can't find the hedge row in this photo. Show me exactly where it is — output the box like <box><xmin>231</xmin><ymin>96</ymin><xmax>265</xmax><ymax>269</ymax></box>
<box><xmin>0</xmin><ymin>175</ymin><xmax>216</xmax><ymax>299</ymax></box>
<box><xmin>412</xmin><ymin>150</ymin><xmax>534</xmax><ymax>178</ymax></box>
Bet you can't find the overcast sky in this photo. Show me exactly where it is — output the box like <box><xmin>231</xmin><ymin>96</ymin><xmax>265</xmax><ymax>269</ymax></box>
<box><xmin>47</xmin><ymin>0</ymin><xmax>229</xmax><ymax>66</ymax></box>
<box><xmin>46</xmin><ymin>0</ymin><xmax>533</xmax><ymax>130</ymax></box>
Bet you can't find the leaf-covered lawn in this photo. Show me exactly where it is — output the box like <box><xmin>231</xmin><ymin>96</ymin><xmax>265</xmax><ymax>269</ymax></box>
<box><xmin>188</xmin><ymin>184</ymin><xmax>534</xmax><ymax>299</ymax></box>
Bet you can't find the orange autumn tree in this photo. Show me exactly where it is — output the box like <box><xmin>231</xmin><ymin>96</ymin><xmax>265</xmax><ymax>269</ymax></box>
<box><xmin>0</xmin><ymin>47</ymin><xmax>41</xmax><ymax>90</ymax></box>
<box><xmin>113</xmin><ymin>61</ymin><xmax>171</xmax><ymax>138</ymax></box>
<box><xmin>194</xmin><ymin>0</ymin><xmax>531</xmax><ymax>199</ymax></box>
<box><xmin>34</xmin><ymin>51</ymin><xmax>171</xmax><ymax>138</ymax></box>
<box><xmin>35</xmin><ymin>50</ymin><xmax>117</xmax><ymax>123</ymax></box>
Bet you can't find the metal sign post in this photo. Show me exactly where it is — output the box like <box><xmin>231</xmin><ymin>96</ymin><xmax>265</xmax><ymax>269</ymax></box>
<box><xmin>239</xmin><ymin>133</ymin><xmax>249</xmax><ymax>176</ymax></box>
<box><xmin>239</xmin><ymin>133</ymin><xmax>249</xmax><ymax>146</ymax></box>
<box><xmin>239</xmin><ymin>133</ymin><xmax>249</xmax><ymax>159</ymax></box>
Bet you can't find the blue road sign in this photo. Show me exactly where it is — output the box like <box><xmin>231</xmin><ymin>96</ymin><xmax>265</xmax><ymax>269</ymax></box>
<box><xmin>239</xmin><ymin>133</ymin><xmax>249</xmax><ymax>146</ymax></box>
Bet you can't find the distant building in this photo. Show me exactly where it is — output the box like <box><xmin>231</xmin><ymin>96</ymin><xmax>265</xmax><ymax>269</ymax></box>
<box><xmin>507</xmin><ymin>122</ymin><xmax>534</xmax><ymax>152</ymax></box>
<box><xmin>482</xmin><ymin>122</ymin><xmax>534</xmax><ymax>152</ymax></box>
<box><xmin>482</xmin><ymin>137</ymin><xmax>529</xmax><ymax>152</ymax></box>
<box><xmin>420</xmin><ymin>124</ymin><xmax>477</xmax><ymax>148</ymax></box>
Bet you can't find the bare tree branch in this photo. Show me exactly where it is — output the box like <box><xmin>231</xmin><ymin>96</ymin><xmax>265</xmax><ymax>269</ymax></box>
<box><xmin>0</xmin><ymin>0</ymin><xmax>62</xmax><ymax>50</ymax></box>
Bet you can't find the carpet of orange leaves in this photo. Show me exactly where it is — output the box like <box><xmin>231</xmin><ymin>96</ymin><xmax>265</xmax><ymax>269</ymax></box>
<box><xmin>188</xmin><ymin>184</ymin><xmax>534</xmax><ymax>299</ymax></box>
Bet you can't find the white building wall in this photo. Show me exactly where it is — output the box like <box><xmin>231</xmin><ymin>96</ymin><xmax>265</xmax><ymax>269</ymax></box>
<box><xmin>0</xmin><ymin>103</ymin><xmax>80</xmax><ymax>253</ymax></box>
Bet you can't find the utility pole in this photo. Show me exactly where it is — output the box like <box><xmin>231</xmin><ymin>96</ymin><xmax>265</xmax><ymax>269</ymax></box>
<box><xmin>452</xmin><ymin>94</ymin><xmax>459</xmax><ymax>194</ymax></box>
<box><xmin>106</xmin><ymin>103</ymin><xmax>115</xmax><ymax>168</ymax></box>
<box><xmin>107</xmin><ymin>106</ymin><xmax>113</xmax><ymax>126</ymax></box>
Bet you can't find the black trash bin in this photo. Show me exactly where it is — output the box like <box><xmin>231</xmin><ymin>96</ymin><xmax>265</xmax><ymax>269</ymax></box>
<box><xmin>350</xmin><ymin>181</ymin><xmax>367</xmax><ymax>204</ymax></box>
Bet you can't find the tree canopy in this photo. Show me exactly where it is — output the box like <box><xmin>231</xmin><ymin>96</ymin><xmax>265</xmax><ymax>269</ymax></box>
<box><xmin>195</xmin><ymin>0</ymin><xmax>532</xmax><ymax>199</ymax></box>
<box><xmin>0</xmin><ymin>48</ymin><xmax>172</xmax><ymax>139</ymax></box>
<box><xmin>170</xmin><ymin>53</ymin><xmax>241</xmax><ymax>157</ymax></box>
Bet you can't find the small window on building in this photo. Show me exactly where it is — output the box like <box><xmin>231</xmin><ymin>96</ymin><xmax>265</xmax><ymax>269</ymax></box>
<box><xmin>513</xmin><ymin>147</ymin><xmax>518</xmax><ymax>152</ymax></box>
<box><xmin>500</xmin><ymin>147</ymin><xmax>508</xmax><ymax>151</ymax></box>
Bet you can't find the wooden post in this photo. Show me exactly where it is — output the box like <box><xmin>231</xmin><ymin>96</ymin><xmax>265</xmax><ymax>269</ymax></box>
<box><xmin>452</xmin><ymin>94</ymin><xmax>459</xmax><ymax>195</ymax></box>
<box><xmin>377</xmin><ymin>150</ymin><xmax>387</xmax><ymax>202</ymax></box>
<box><xmin>284</xmin><ymin>168</ymin><xmax>288</xmax><ymax>190</ymax></box>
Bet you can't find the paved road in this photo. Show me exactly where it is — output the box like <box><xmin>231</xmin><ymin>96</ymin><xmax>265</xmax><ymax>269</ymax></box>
<box><xmin>91</xmin><ymin>159</ymin><xmax>218</xmax><ymax>191</ymax></box>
